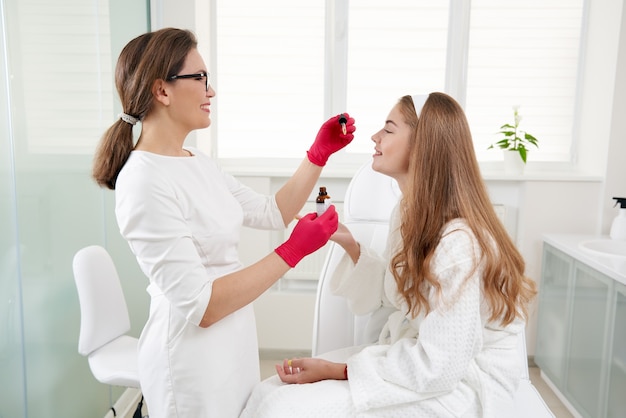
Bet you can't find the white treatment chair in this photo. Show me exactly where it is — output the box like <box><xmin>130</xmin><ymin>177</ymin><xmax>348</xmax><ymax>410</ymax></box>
<box><xmin>73</xmin><ymin>245</ymin><xmax>140</xmax><ymax>388</ymax></box>
<box><xmin>312</xmin><ymin>160</ymin><xmax>555</xmax><ymax>417</ymax></box>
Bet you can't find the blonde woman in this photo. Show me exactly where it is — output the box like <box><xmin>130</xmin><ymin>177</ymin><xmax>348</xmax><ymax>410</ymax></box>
<box><xmin>241</xmin><ymin>92</ymin><xmax>537</xmax><ymax>418</ymax></box>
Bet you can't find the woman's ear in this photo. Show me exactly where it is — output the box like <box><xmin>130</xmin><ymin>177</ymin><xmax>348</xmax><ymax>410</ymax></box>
<box><xmin>152</xmin><ymin>79</ymin><xmax>170</xmax><ymax>106</ymax></box>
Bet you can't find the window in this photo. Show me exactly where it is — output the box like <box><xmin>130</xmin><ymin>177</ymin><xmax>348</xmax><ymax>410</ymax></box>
<box><xmin>345</xmin><ymin>1</ymin><xmax>449</xmax><ymax>154</ymax></box>
<box><xmin>7</xmin><ymin>0</ymin><xmax>114</xmax><ymax>155</ymax></box>
<box><xmin>465</xmin><ymin>0</ymin><xmax>584</xmax><ymax>162</ymax></box>
<box><xmin>214</xmin><ymin>0</ymin><xmax>325</xmax><ymax>159</ymax></box>
<box><xmin>6</xmin><ymin>0</ymin><xmax>150</xmax><ymax>157</ymax></box>
<box><xmin>206</xmin><ymin>1</ymin><xmax>585</xmax><ymax>164</ymax></box>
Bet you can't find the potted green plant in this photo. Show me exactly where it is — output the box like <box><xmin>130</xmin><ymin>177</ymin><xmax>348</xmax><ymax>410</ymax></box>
<box><xmin>488</xmin><ymin>105</ymin><xmax>539</xmax><ymax>164</ymax></box>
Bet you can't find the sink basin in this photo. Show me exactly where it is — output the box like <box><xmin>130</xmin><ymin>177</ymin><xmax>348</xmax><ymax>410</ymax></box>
<box><xmin>579</xmin><ymin>239</ymin><xmax>626</xmax><ymax>258</ymax></box>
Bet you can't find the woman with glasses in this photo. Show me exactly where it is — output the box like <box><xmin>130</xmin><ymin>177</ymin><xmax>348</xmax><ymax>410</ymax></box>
<box><xmin>92</xmin><ymin>27</ymin><xmax>355</xmax><ymax>418</ymax></box>
<box><xmin>241</xmin><ymin>92</ymin><xmax>537</xmax><ymax>418</ymax></box>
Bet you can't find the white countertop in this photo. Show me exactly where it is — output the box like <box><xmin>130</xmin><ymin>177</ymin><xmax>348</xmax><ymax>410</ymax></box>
<box><xmin>543</xmin><ymin>233</ymin><xmax>626</xmax><ymax>286</ymax></box>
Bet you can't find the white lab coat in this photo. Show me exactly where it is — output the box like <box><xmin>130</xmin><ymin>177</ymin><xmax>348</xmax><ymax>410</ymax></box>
<box><xmin>116</xmin><ymin>148</ymin><xmax>285</xmax><ymax>418</ymax></box>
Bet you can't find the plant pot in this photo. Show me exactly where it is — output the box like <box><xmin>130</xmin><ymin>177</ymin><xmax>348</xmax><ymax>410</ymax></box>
<box><xmin>503</xmin><ymin>150</ymin><xmax>525</xmax><ymax>175</ymax></box>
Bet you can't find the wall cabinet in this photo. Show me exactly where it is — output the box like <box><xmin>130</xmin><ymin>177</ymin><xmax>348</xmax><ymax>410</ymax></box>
<box><xmin>607</xmin><ymin>282</ymin><xmax>626</xmax><ymax>417</ymax></box>
<box><xmin>535</xmin><ymin>243</ymin><xmax>625</xmax><ymax>418</ymax></box>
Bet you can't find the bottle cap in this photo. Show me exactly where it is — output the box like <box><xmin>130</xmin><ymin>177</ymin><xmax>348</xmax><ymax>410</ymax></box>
<box><xmin>613</xmin><ymin>197</ymin><xmax>626</xmax><ymax>209</ymax></box>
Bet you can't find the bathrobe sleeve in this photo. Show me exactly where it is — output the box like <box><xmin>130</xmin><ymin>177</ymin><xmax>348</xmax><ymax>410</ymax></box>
<box><xmin>328</xmin><ymin>246</ymin><xmax>388</xmax><ymax>315</ymax></box>
<box><xmin>328</xmin><ymin>205</ymin><xmax>402</xmax><ymax>315</ymax></box>
<box><xmin>346</xmin><ymin>224</ymin><xmax>484</xmax><ymax>413</ymax></box>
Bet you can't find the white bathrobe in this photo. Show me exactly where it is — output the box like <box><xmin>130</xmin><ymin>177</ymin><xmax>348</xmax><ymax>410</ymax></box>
<box><xmin>116</xmin><ymin>148</ymin><xmax>285</xmax><ymax>418</ymax></box>
<box><xmin>241</xmin><ymin>209</ymin><xmax>524</xmax><ymax>418</ymax></box>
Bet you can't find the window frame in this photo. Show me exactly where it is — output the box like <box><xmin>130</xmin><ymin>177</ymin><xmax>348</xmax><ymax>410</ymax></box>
<box><xmin>150</xmin><ymin>0</ymin><xmax>619</xmax><ymax>179</ymax></box>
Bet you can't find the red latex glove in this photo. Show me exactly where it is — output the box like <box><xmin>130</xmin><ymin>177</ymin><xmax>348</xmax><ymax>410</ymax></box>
<box><xmin>275</xmin><ymin>206</ymin><xmax>339</xmax><ymax>267</ymax></box>
<box><xmin>307</xmin><ymin>113</ymin><xmax>356</xmax><ymax>166</ymax></box>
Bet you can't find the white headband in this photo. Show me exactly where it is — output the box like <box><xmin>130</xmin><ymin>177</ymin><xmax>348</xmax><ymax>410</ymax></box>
<box><xmin>411</xmin><ymin>94</ymin><xmax>428</xmax><ymax>117</ymax></box>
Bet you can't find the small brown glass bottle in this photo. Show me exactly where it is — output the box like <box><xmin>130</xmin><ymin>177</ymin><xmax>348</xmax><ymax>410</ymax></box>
<box><xmin>316</xmin><ymin>187</ymin><xmax>331</xmax><ymax>216</ymax></box>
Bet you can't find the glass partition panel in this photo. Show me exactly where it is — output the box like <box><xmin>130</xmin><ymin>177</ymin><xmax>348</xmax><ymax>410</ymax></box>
<box><xmin>1</xmin><ymin>0</ymin><xmax>149</xmax><ymax>416</ymax></box>
<box><xmin>0</xmin><ymin>2</ymin><xmax>26</xmax><ymax>416</ymax></box>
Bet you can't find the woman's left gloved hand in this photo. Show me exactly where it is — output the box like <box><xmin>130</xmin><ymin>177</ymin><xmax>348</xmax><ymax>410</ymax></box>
<box><xmin>306</xmin><ymin>113</ymin><xmax>356</xmax><ymax>166</ymax></box>
<box><xmin>274</xmin><ymin>206</ymin><xmax>339</xmax><ymax>268</ymax></box>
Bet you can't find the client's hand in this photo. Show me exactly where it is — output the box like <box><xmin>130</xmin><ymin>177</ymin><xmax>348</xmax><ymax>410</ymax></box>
<box><xmin>330</xmin><ymin>222</ymin><xmax>360</xmax><ymax>264</ymax></box>
<box><xmin>330</xmin><ymin>222</ymin><xmax>354</xmax><ymax>247</ymax></box>
<box><xmin>276</xmin><ymin>358</ymin><xmax>347</xmax><ymax>384</ymax></box>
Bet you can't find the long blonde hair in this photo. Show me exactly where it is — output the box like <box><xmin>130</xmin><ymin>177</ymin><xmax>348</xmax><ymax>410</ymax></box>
<box><xmin>92</xmin><ymin>28</ymin><xmax>197</xmax><ymax>189</ymax></box>
<box><xmin>390</xmin><ymin>92</ymin><xmax>536</xmax><ymax>325</ymax></box>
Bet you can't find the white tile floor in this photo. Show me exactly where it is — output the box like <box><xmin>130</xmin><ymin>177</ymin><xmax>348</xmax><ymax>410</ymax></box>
<box><xmin>259</xmin><ymin>357</ymin><xmax>576</xmax><ymax>418</ymax></box>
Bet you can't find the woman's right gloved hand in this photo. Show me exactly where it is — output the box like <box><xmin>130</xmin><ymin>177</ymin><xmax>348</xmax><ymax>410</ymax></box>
<box><xmin>306</xmin><ymin>113</ymin><xmax>356</xmax><ymax>166</ymax></box>
<box><xmin>275</xmin><ymin>206</ymin><xmax>339</xmax><ymax>267</ymax></box>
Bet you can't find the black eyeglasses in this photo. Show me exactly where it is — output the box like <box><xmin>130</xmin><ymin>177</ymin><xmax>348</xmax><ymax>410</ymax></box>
<box><xmin>166</xmin><ymin>72</ymin><xmax>210</xmax><ymax>91</ymax></box>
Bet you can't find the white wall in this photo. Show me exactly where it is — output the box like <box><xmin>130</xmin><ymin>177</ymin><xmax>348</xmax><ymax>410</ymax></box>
<box><xmin>602</xmin><ymin>1</ymin><xmax>626</xmax><ymax>233</ymax></box>
<box><xmin>515</xmin><ymin>180</ymin><xmax>603</xmax><ymax>352</ymax></box>
<box><xmin>576</xmin><ymin>0</ymin><xmax>623</xmax><ymax>175</ymax></box>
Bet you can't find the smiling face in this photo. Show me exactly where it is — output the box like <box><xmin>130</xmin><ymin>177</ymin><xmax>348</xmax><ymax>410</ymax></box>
<box><xmin>371</xmin><ymin>103</ymin><xmax>413</xmax><ymax>187</ymax></box>
<box><xmin>166</xmin><ymin>48</ymin><xmax>215</xmax><ymax>131</ymax></box>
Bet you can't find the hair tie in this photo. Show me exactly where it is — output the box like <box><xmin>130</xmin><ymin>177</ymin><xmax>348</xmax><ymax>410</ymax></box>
<box><xmin>119</xmin><ymin>112</ymin><xmax>139</xmax><ymax>126</ymax></box>
<box><xmin>411</xmin><ymin>95</ymin><xmax>428</xmax><ymax>117</ymax></box>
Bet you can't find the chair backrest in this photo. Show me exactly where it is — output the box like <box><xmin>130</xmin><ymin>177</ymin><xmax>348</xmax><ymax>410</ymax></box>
<box><xmin>311</xmin><ymin>160</ymin><xmax>530</xmax><ymax>380</ymax></box>
<box><xmin>312</xmin><ymin>160</ymin><xmax>401</xmax><ymax>356</ymax></box>
<box><xmin>73</xmin><ymin>245</ymin><xmax>131</xmax><ymax>356</ymax></box>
